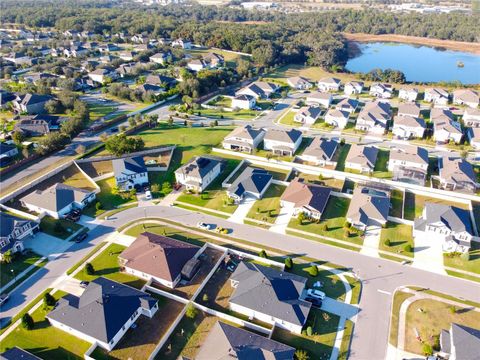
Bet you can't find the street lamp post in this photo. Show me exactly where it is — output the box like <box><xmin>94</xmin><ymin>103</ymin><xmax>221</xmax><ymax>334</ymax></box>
<box><xmin>11</xmin><ymin>269</ymin><xmax>16</xmax><ymax>283</ymax></box>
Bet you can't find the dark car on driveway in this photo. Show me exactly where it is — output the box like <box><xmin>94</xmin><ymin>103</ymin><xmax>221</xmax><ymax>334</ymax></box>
<box><xmin>75</xmin><ymin>232</ymin><xmax>88</xmax><ymax>243</ymax></box>
<box><xmin>305</xmin><ymin>296</ymin><xmax>322</xmax><ymax>308</ymax></box>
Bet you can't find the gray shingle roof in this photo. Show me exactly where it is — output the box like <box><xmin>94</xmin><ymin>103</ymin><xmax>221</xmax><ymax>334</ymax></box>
<box><xmin>228</xmin><ymin>167</ymin><xmax>272</xmax><ymax>198</ymax></box>
<box><xmin>47</xmin><ymin>277</ymin><xmax>157</xmax><ymax>344</ymax></box>
<box><xmin>414</xmin><ymin>203</ymin><xmax>473</xmax><ymax>234</ymax></box>
<box><xmin>1</xmin><ymin>347</ymin><xmax>41</xmax><ymax>360</ymax></box>
<box><xmin>230</xmin><ymin>262</ymin><xmax>311</xmax><ymax>327</ymax></box>
<box><xmin>175</xmin><ymin>156</ymin><xmax>222</xmax><ymax>182</ymax></box>
<box><xmin>112</xmin><ymin>156</ymin><xmax>146</xmax><ymax>177</ymax></box>
<box><xmin>346</xmin><ymin>187</ymin><xmax>390</xmax><ymax>225</ymax></box>
<box><xmin>265</xmin><ymin>128</ymin><xmax>302</xmax><ymax>145</ymax></box>
<box><xmin>0</xmin><ymin>212</ymin><xmax>37</xmax><ymax>253</ymax></box>
<box><xmin>446</xmin><ymin>323</ymin><xmax>480</xmax><ymax>360</ymax></box>
<box><xmin>302</xmin><ymin>137</ymin><xmax>338</xmax><ymax>161</ymax></box>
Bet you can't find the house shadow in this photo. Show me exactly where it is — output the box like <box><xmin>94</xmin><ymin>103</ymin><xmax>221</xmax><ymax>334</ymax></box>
<box><xmin>455</xmin><ymin>307</ymin><xmax>474</xmax><ymax>314</ymax></box>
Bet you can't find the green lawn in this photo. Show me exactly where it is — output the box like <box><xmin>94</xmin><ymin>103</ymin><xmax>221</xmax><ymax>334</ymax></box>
<box><xmin>198</xmin><ymin>107</ymin><xmax>260</xmax><ymax>120</ymax></box>
<box><xmin>278</xmin><ymin>110</ymin><xmax>298</xmax><ymax>126</ymax></box>
<box><xmin>334</xmin><ymin>144</ymin><xmax>351</xmax><ymax>172</ymax></box>
<box><xmin>444</xmin><ymin>241</ymin><xmax>480</xmax><ymax>275</ymax></box>
<box><xmin>0</xmin><ymin>251</ymin><xmax>42</xmax><ymax>287</ymax></box>
<box><xmin>372</xmin><ymin>149</ymin><xmax>392</xmax><ymax>179</ymax></box>
<box><xmin>246</xmin><ymin>184</ymin><xmax>286</xmax><ymax>224</ymax></box>
<box><xmin>389</xmin><ymin>189</ymin><xmax>404</xmax><ymax>218</ymax></box>
<box><xmin>88</xmin><ymin>103</ymin><xmax>117</xmax><ymax>121</ymax></box>
<box><xmin>0</xmin><ymin>291</ymin><xmax>92</xmax><ymax>359</ymax></box>
<box><xmin>404</xmin><ymin>191</ymin><xmax>470</xmax><ymax>220</ymax></box>
<box><xmin>389</xmin><ymin>291</ymin><xmax>415</xmax><ymax>347</ymax></box>
<box><xmin>39</xmin><ymin>216</ymin><xmax>85</xmax><ymax>240</ymax></box>
<box><xmin>94</xmin><ymin>177</ymin><xmax>135</xmax><ymax>211</ymax></box>
<box><xmin>74</xmin><ymin>243</ymin><xmax>145</xmax><ymax>289</ymax></box>
<box><xmin>288</xmin><ymin>196</ymin><xmax>363</xmax><ymax>245</ymax></box>
<box><xmin>379</xmin><ymin>222</ymin><xmax>414</xmax><ymax>259</ymax></box>
<box><xmin>272</xmin><ymin>309</ymin><xmax>340</xmax><ymax>360</ymax></box>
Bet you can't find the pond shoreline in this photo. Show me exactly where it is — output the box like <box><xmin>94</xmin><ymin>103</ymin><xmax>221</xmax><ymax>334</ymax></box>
<box><xmin>343</xmin><ymin>32</ymin><xmax>480</xmax><ymax>55</ymax></box>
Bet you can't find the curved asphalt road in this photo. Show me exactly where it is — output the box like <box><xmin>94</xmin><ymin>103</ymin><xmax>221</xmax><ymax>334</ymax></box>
<box><xmin>2</xmin><ymin>205</ymin><xmax>479</xmax><ymax>359</ymax></box>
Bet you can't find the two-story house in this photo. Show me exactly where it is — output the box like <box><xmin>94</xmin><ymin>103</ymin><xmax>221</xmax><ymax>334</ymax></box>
<box><xmin>0</xmin><ymin>212</ymin><xmax>39</xmax><ymax>261</ymax></box>
<box><xmin>222</xmin><ymin>125</ymin><xmax>265</xmax><ymax>153</ymax></box>
<box><xmin>175</xmin><ymin>156</ymin><xmax>223</xmax><ymax>192</ymax></box>
<box><xmin>112</xmin><ymin>156</ymin><xmax>149</xmax><ymax>191</ymax></box>
<box><xmin>355</xmin><ymin>101</ymin><xmax>392</xmax><ymax>134</ymax></box>
<box><xmin>263</xmin><ymin>128</ymin><xmax>303</xmax><ymax>156</ymax></box>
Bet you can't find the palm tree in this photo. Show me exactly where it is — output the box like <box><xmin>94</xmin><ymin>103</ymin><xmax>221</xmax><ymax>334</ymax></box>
<box><xmin>2</xmin><ymin>250</ymin><xmax>12</xmax><ymax>264</ymax></box>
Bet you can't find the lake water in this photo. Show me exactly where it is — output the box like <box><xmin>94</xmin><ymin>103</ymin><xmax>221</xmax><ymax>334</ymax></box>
<box><xmin>345</xmin><ymin>42</ymin><xmax>480</xmax><ymax>85</ymax></box>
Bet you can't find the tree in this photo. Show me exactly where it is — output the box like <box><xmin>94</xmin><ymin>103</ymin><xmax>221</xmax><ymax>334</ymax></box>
<box><xmin>185</xmin><ymin>303</ymin><xmax>198</xmax><ymax>319</ymax></box>
<box><xmin>96</xmin><ymin>201</ymin><xmax>103</xmax><ymax>211</ymax></box>
<box><xmin>384</xmin><ymin>239</ymin><xmax>391</xmax><ymax>247</ymax></box>
<box><xmin>307</xmin><ymin>265</ymin><xmax>318</xmax><ymax>277</ymax></box>
<box><xmin>105</xmin><ymin>134</ymin><xmax>145</xmax><ymax>156</ymax></box>
<box><xmin>298</xmin><ymin>212</ymin><xmax>305</xmax><ymax>225</ymax></box>
<box><xmin>151</xmin><ymin>183</ymin><xmax>161</xmax><ymax>195</ymax></box>
<box><xmin>22</xmin><ymin>313</ymin><xmax>34</xmax><ymax>330</ymax></box>
<box><xmin>85</xmin><ymin>262</ymin><xmax>95</xmax><ymax>275</ymax></box>
<box><xmin>404</xmin><ymin>244</ymin><xmax>413</xmax><ymax>253</ymax></box>
<box><xmin>45</xmin><ymin>99</ymin><xmax>61</xmax><ymax>114</ymax></box>
<box><xmin>202</xmin><ymin>293</ymin><xmax>209</xmax><ymax>302</ymax></box>
<box><xmin>422</xmin><ymin>343</ymin><xmax>433</xmax><ymax>356</ymax></box>
<box><xmin>12</xmin><ymin>130</ymin><xmax>24</xmax><ymax>144</ymax></box>
<box><xmin>306</xmin><ymin>326</ymin><xmax>313</xmax><ymax>336</ymax></box>
<box><xmin>295</xmin><ymin>349</ymin><xmax>309</xmax><ymax>360</ymax></box>
<box><xmin>285</xmin><ymin>257</ymin><xmax>293</xmax><ymax>270</ymax></box>
<box><xmin>44</xmin><ymin>292</ymin><xmax>56</xmax><ymax>307</ymax></box>
<box><xmin>259</xmin><ymin>249</ymin><xmax>267</xmax><ymax>258</ymax></box>
<box><xmin>128</xmin><ymin>117</ymin><xmax>137</xmax><ymax>128</ymax></box>
<box><xmin>2</xmin><ymin>250</ymin><xmax>12</xmax><ymax>264</ymax></box>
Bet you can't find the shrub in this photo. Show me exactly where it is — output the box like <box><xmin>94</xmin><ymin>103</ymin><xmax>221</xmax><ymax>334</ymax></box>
<box><xmin>298</xmin><ymin>212</ymin><xmax>306</xmax><ymax>225</ymax></box>
<box><xmin>384</xmin><ymin>239</ymin><xmax>391</xmax><ymax>247</ymax></box>
<box><xmin>95</xmin><ymin>201</ymin><xmax>103</xmax><ymax>211</ymax></box>
<box><xmin>202</xmin><ymin>293</ymin><xmax>209</xmax><ymax>302</ymax></box>
<box><xmin>44</xmin><ymin>292</ymin><xmax>56</xmax><ymax>308</ymax></box>
<box><xmin>449</xmin><ymin>306</ymin><xmax>456</xmax><ymax>314</ymax></box>
<box><xmin>422</xmin><ymin>343</ymin><xmax>433</xmax><ymax>356</ymax></box>
<box><xmin>185</xmin><ymin>303</ymin><xmax>198</xmax><ymax>319</ymax></box>
<box><xmin>306</xmin><ymin>326</ymin><xmax>313</xmax><ymax>336</ymax></box>
<box><xmin>85</xmin><ymin>262</ymin><xmax>95</xmax><ymax>275</ymax></box>
<box><xmin>432</xmin><ymin>334</ymin><xmax>440</xmax><ymax>351</ymax></box>
<box><xmin>404</xmin><ymin>244</ymin><xmax>413</xmax><ymax>253</ymax></box>
<box><xmin>21</xmin><ymin>313</ymin><xmax>34</xmax><ymax>330</ymax></box>
<box><xmin>322</xmin><ymin>223</ymin><xmax>328</xmax><ymax>232</ymax></box>
<box><xmin>307</xmin><ymin>265</ymin><xmax>318</xmax><ymax>277</ymax></box>
<box><xmin>259</xmin><ymin>250</ymin><xmax>267</xmax><ymax>258</ymax></box>
<box><xmin>285</xmin><ymin>257</ymin><xmax>293</xmax><ymax>270</ymax></box>
<box><xmin>295</xmin><ymin>350</ymin><xmax>309</xmax><ymax>360</ymax></box>
<box><xmin>343</xmin><ymin>221</ymin><xmax>351</xmax><ymax>229</ymax></box>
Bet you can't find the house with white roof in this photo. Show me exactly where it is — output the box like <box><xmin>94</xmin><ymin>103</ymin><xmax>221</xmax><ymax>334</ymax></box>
<box><xmin>149</xmin><ymin>52</ymin><xmax>172</xmax><ymax>65</ymax></box>
<box><xmin>453</xmin><ymin>89</ymin><xmax>479</xmax><ymax>108</ymax></box>
<box><xmin>317</xmin><ymin>77</ymin><xmax>341</xmax><ymax>92</ymax></box>
<box><xmin>398</xmin><ymin>88</ymin><xmax>419</xmax><ymax>102</ymax></box>
<box><xmin>171</xmin><ymin>38</ymin><xmax>192</xmax><ymax>49</ymax></box>
<box><xmin>344</xmin><ymin>81</ymin><xmax>363</xmax><ymax>95</ymax></box>
<box><xmin>88</xmin><ymin>68</ymin><xmax>118</xmax><ymax>84</ymax></box>
<box><xmin>369</xmin><ymin>83</ymin><xmax>393</xmax><ymax>99</ymax></box>
<box><xmin>424</xmin><ymin>88</ymin><xmax>449</xmax><ymax>105</ymax></box>
<box><xmin>187</xmin><ymin>59</ymin><xmax>207</xmax><ymax>72</ymax></box>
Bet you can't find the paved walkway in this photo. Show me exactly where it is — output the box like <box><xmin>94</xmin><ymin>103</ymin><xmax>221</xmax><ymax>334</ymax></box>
<box><xmin>412</xmin><ymin>234</ymin><xmax>446</xmax><ymax>275</ymax></box>
<box><xmin>269</xmin><ymin>203</ymin><xmax>295</xmax><ymax>234</ymax></box>
<box><xmin>159</xmin><ymin>188</ymin><xmax>182</xmax><ymax>206</ymax></box>
<box><xmin>228</xmin><ymin>197</ymin><xmax>256</xmax><ymax>224</ymax></box>
<box><xmin>360</xmin><ymin>225</ymin><xmax>381</xmax><ymax>258</ymax></box>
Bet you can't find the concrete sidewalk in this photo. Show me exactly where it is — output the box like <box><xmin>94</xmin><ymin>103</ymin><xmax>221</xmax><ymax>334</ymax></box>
<box><xmin>269</xmin><ymin>203</ymin><xmax>295</xmax><ymax>234</ymax></box>
<box><xmin>228</xmin><ymin>197</ymin><xmax>256</xmax><ymax>224</ymax></box>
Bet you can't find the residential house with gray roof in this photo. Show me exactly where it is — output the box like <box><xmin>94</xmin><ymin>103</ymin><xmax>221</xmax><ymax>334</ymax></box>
<box><xmin>432</xmin><ymin>108</ymin><xmax>463</xmax><ymax>144</ymax></box>
<box><xmin>264</xmin><ymin>128</ymin><xmax>303</xmax><ymax>156</ymax></box>
<box><xmin>113</xmin><ymin>156</ymin><xmax>148</xmax><ymax>191</ymax></box>
<box><xmin>196</xmin><ymin>321</ymin><xmax>295</xmax><ymax>360</ymax></box>
<box><xmin>439</xmin><ymin>323</ymin><xmax>480</xmax><ymax>360</ymax></box>
<box><xmin>175</xmin><ymin>156</ymin><xmax>223</xmax><ymax>192</ymax></box>
<box><xmin>0</xmin><ymin>212</ymin><xmax>39</xmax><ymax>261</ymax></box>
<box><xmin>336</xmin><ymin>98</ymin><xmax>359</xmax><ymax>114</ymax></box>
<box><xmin>294</xmin><ymin>106</ymin><xmax>322</xmax><ymax>126</ymax></box>
<box><xmin>21</xmin><ymin>183</ymin><xmax>95</xmax><ymax>219</ymax></box>
<box><xmin>392</xmin><ymin>115</ymin><xmax>426</xmax><ymax>139</ymax></box>
<box><xmin>424</xmin><ymin>88</ymin><xmax>449</xmax><ymax>105</ymax></box>
<box><xmin>229</xmin><ymin>261</ymin><xmax>311</xmax><ymax>334</ymax></box>
<box><xmin>1</xmin><ymin>347</ymin><xmax>41</xmax><ymax>360</ymax></box>
<box><xmin>227</xmin><ymin>167</ymin><xmax>272</xmax><ymax>203</ymax></box>
<box><xmin>325</xmin><ymin>108</ymin><xmax>350</xmax><ymax>129</ymax></box>
<box><xmin>12</xmin><ymin>93</ymin><xmax>53</xmax><ymax>115</ymax></box>
<box><xmin>14</xmin><ymin>115</ymin><xmax>62</xmax><ymax>136</ymax></box>
<box><xmin>389</xmin><ymin>145</ymin><xmax>429</xmax><ymax>185</ymax></box>
<box><xmin>355</xmin><ymin>100</ymin><xmax>392</xmax><ymax>134</ymax></box>
<box><xmin>344</xmin><ymin>81</ymin><xmax>363</xmax><ymax>95</ymax></box>
<box><xmin>369</xmin><ymin>83</ymin><xmax>393</xmax><ymax>99</ymax></box>
<box><xmin>463</xmin><ymin>107</ymin><xmax>480</xmax><ymax>128</ymax></box>
<box><xmin>0</xmin><ymin>143</ymin><xmax>18</xmax><ymax>166</ymax></box>
<box><xmin>345</xmin><ymin>144</ymin><xmax>379</xmax><ymax>173</ymax></box>
<box><xmin>397</xmin><ymin>103</ymin><xmax>421</xmax><ymax>118</ymax></box>
<box><xmin>305</xmin><ymin>92</ymin><xmax>332</xmax><ymax>108</ymax></box>
<box><xmin>287</xmin><ymin>76</ymin><xmax>312</xmax><ymax>90</ymax></box>
<box><xmin>47</xmin><ymin>277</ymin><xmax>158</xmax><ymax>351</ymax></box>
<box><xmin>317</xmin><ymin>77</ymin><xmax>341</xmax><ymax>92</ymax></box>
<box><xmin>398</xmin><ymin>87</ymin><xmax>418</xmax><ymax>102</ymax></box>
<box><xmin>236</xmin><ymin>81</ymin><xmax>279</xmax><ymax>99</ymax></box>
<box><xmin>438</xmin><ymin>157</ymin><xmax>479</xmax><ymax>193</ymax></box>
<box><xmin>298</xmin><ymin>137</ymin><xmax>338</xmax><ymax>167</ymax></box>
<box><xmin>414</xmin><ymin>203</ymin><xmax>478</xmax><ymax>253</ymax></box>
<box><xmin>222</xmin><ymin>125</ymin><xmax>265</xmax><ymax>153</ymax></box>
<box><xmin>453</xmin><ymin>89</ymin><xmax>479</xmax><ymax>108</ymax></box>
<box><xmin>346</xmin><ymin>187</ymin><xmax>390</xmax><ymax>231</ymax></box>
<box><xmin>119</xmin><ymin>232</ymin><xmax>201</xmax><ymax>288</ymax></box>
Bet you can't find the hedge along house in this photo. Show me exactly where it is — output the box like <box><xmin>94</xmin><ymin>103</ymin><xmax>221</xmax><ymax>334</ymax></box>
<box><xmin>47</xmin><ymin>277</ymin><xmax>158</xmax><ymax>351</ymax></box>
<box><xmin>118</xmin><ymin>232</ymin><xmax>202</xmax><ymax>288</ymax></box>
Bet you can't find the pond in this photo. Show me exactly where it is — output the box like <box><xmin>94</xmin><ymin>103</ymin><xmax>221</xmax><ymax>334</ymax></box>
<box><xmin>345</xmin><ymin>42</ymin><xmax>480</xmax><ymax>85</ymax></box>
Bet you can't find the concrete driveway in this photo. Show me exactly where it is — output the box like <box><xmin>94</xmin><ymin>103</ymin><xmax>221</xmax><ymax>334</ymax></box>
<box><xmin>270</xmin><ymin>203</ymin><xmax>295</xmax><ymax>234</ymax></box>
<box><xmin>360</xmin><ymin>225</ymin><xmax>381</xmax><ymax>258</ymax></box>
<box><xmin>412</xmin><ymin>234</ymin><xmax>447</xmax><ymax>275</ymax></box>
<box><xmin>56</xmin><ymin>278</ymin><xmax>85</xmax><ymax>297</ymax></box>
<box><xmin>24</xmin><ymin>233</ymin><xmax>71</xmax><ymax>258</ymax></box>
<box><xmin>228</xmin><ymin>196</ymin><xmax>256</xmax><ymax>224</ymax></box>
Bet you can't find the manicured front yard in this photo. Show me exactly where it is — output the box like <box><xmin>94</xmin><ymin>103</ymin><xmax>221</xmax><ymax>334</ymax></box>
<box><xmin>0</xmin><ymin>251</ymin><xmax>42</xmax><ymax>287</ymax></box>
<box><xmin>0</xmin><ymin>291</ymin><xmax>92</xmax><ymax>360</ymax></box>
<box><xmin>40</xmin><ymin>216</ymin><xmax>85</xmax><ymax>240</ymax></box>
<box><xmin>246</xmin><ymin>184</ymin><xmax>286</xmax><ymax>224</ymax></box>
<box><xmin>405</xmin><ymin>298</ymin><xmax>480</xmax><ymax>355</ymax></box>
<box><xmin>94</xmin><ymin>177</ymin><xmax>135</xmax><ymax>210</ymax></box>
<box><xmin>389</xmin><ymin>290</ymin><xmax>415</xmax><ymax>347</ymax></box>
<box><xmin>443</xmin><ymin>240</ymin><xmax>480</xmax><ymax>275</ymax></box>
<box><xmin>288</xmin><ymin>196</ymin><xmax>363</xmax><ymax>246</ymax></box>
<box><xmin>372</xmin><ymin>149</ymin><xmax>392</xmax><ymax>179</ymax></box>
<box><xmin>272</xmin><ymin>308</ymin><xmax>340</xmax><ymax>360</ymax></box>
<box><xmin>379</xmin><ymin>222</ymin><xmax>414</xmax><ymax>259</ymax></box>
<box><xmin>74</xmin><ymin>243</ymin><xmax>145</xmax><ymax>289</ymax></box>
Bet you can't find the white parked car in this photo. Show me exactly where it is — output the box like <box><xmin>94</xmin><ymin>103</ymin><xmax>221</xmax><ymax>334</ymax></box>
<box><xmin>197</xmin><ymin>222</ymin><xmax>211</xmax><ymax>230</ymax></box>
<box><xmin>145</xmin><ymin>190</ymin><xmax>152</xmax><ymax>200</ymax></box>
<box><xmin>307</xmin><ymin>289</ymin><xmax>326</xmax><ymax>300</ymax></box>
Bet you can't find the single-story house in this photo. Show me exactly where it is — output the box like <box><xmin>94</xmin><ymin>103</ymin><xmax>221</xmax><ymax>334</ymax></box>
<box><xmin>149</xmin><ymin>52</ymin><xmax>172</xmax><ymax>65</ymax></box>
<box><xmin>424</xmin><ymin>88</ymin><xmax>449</xmax><ymax>105</ymax></box>
<box><xmin>229</xmin><ymin>261</ymin><xmax>311</xmax><ymax>334</ymax></box>
<box><xmin>222</xmin><ymin>125</ymin><xmax>265</xmax><ymax>153</ymax></box>
<box><xmin>136</xmin><ymin>83</ymin><xmax>165</xmax><ymax>96</ymax></box>
<box><xmin>344</xmin><ymin>81</ymin><xmax>363</xmax><ymax>95</ymax></box>
<box><xmin>345</xmin><ymin>144</ymin><xmax>379</xmax><ymax>173</ymax></box>
<box><xmin>294</xmin><ymin>106</ymin><xmax>322</xmax><ymax>125</ymax></box>
<box><xmin>0</xmin><ymin>212</ymin><xmax>39</xmax><ymax>261</ymax></box>
<box><xmin>397</xmin><ymin>103</ymin><xmax>421</xmax><ymax>118</ymax></box>
<box><xmin>47</xmin><ymin>277</ymin><xmax>158</xmax><ymax>351</ymax></box>
<box><xmin>171</xmin><ymin>38</ymin><xmax>192</xmax><ymax>49</ymax></box>
<box><xmin>113</xmin><ymin>156</ymin><xmax>149</xmax><ymax>191</ymax></box>
<box><xmin>187</xmin><ymin>59</ymin><xmax>207</xmax><ymax>72</ymax></box>
<box><xmin>438</xmin><ymin>157</ymin><xmax>479</xmax><ymax>193</ymax></box>
<box><xmin>227</xmin><ymin>167</ymin><xmax>272</xmax><ymax>203</ymax></box>
<box><xmin>298</xmin><ymin>137</ymin><xmax>338</xmax><ymax>167</ymax></box>
<box><xmin>346</xmin><ymin>186</ymin><xmax>390</xmax><ymax>231</ymax></box>
<box><xmin>263</xmin><ymin>128</ymin><xmax>303</xmax><ymax>156</ymax></box>
<box><xmin>145</xmin><ymin>74</ymin><xmax>177</xmax><ymax>88</ymax></box>
<box><xmin>203</xmin><ymin>52</ymin><xmax>225</xmax><ymax>68</ymax></box>
<box><xmin>175</xmin><ymin>156</ymin><xmax>223</xmax><ymax>192</ymax></box>
<box><xmin>88</xmin><ymin>68</ymin><xmax>118</xmax><ymax>84</ymax></box>
<box><xmin>324</xmin><ymin>109</ymin><xmax>350</xmax><ymax>129</ymax></box>
<box><xmin>317</xmin><ymin>77</ymin><xmax>341</xmax><ymax>92</ymax></box>
<box><xmin>287</xmin><ymin>76</ymin><xmax>312</xmax><ymax>90</ymax></box>
<box><xmin>119</xmin><ymin>232</ymin><xmax>201</xmax><ymax>288</ymax></box>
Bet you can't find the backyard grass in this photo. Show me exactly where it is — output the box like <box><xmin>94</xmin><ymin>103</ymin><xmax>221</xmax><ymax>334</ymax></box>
<box><xmin>403</xmin><ymin>191</ymin><xmax>470</xmax><ymax>220</ymax></box>
<box><xmin>0</xmin><ymin>251</ymin><xmax>42</xmax><ymax>287</ymax></box>
<box><xmin>88</xmin><ymin>103</ymin><xmax>117</xmax><ymax>121</ymax></box>
<box><xmin>74</xmin><ymin>243</ymin><xmax>145</xmax><ymax>289</ymax></box>
<box><xmin>334</xmin><ymin>144</ymin><xmax>351</xmax><ymax>172</ymax></box>
<box><xmin>288</xmin><ymin>196</ymin><xmax>363</xmax><ymax>246</ymax></box>
<box><xmin>94</xmin><ymin>177</ymin><xmax>135</xmax><ymax>211</ymax></box>
<box><xmin>0</xmin><ymin>291</ymin><xmax>92</xmax><ymax>359</ymax></box>
<box><xmin>389</xmin><ymin>189</ymin><xmax>404</xmax><ymax>218</ymax></box>
<box><xmin>389</xmin><ymin>290</ymin><xmax>415</xmax><ymax>347</ymax></box>
<box><xmin>198</xmin><ymin>107</ymin><xmax>260</xmax><ymax>120</ymax></box>
<box><xmin>61</xmin><ymin>169</ymin><xmax>96</xmax><ymax>191</ymax></box>
<box><xmin>379</xmin><ymin>222</ymin><xmax>414</xmax><ymax>259</ymax></box>
<box><xmin>372</xmin><ymin>149</ymin><xmax>392</xmax><ymax>179</ymax></box>
<box><xmin>225</xmin><ymin>160</ymin><xmax>290</xmax><ymax>182</ymax></box>
<box><xmin>246</xmin><ymin>184</ymin><xmax>286</xmax><ymax>224</ymax></box>
<box><xmin>294</xmin><ymin>173</ymin><xmax>344</xmax><ymax>191</ymax></box>
<box><xmin>443</xmin><ymin>240</ymin><xmax>480</xmax><ymax>275</ymax></box>
<box><xmin>39</xmin><ymin>216</ymin><xmax>85</xmax><ymax>240</ymax></box>
<box><xmin>272</xmin><ymin>308</ymin><xmax>340</xmax><ymax>360</ymax></box>
<box><xmin>405</xmin><ymin>298</ymin><xmax>480</xmax><ymax>355</ymax></box>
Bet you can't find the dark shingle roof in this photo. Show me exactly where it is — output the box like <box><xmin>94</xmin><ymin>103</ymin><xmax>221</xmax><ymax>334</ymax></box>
<box><xmin>21</xmin><ymin>183</ymin><xmax>92</xmax><ymax>212</ymax></box>
<box><xmin>47</xmin><ymin>277</ymin><xmax>157</xmax><ymax>344</ymax></box>
<box><xmin>1</xmin><ymin>347</ymin><xmax>41</xmax><ymax>360</ymax></box>
<box><xmin>414</xmin><ymin>203</ymin><xmax>473</xmax><ymax>234</ymax></box>
<box><xmin>0</xmin><ymin>212</ymin><xmax>37</xmax><ymax>253</ymax></box>
<box><xmin>448</xmin><ymin>323</ymin><xmax>480</xmax><ymax>360</ymax></box>
<box><xmin>230</xmin><ymin>262</ymin><xmax>311</xmax><ymax>327</ymax></box>
<box><xmin>229</xmin><ymin>167</ymin><xmax>272</xmax><ymax>198</ymax></box>
<box><xmin>175</xmin><ymin>156</ymin><xmax>222</xmax><ymax>181</ymax></box>
<box><xmin>112</xmin><ymin>156</ymin><xmax>146</xmax><ymax>177</ymax></box>
<box><xmin>0</xmin><ymin>143</ymin><xmax>16</xmax><ymax>155</ymax></box>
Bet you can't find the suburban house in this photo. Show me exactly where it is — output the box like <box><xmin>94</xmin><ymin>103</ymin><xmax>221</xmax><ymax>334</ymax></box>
<box><xmin>119</xmin><ymin>232</ymin><xmax>201</xmax><ymax>288</ymax></box>
<box><xmin>336</xmin><ymin>98</ymin><xmax>359</xmax><ymax>114</ymax></box>
<box><xmin>468</xmin><ymin>127</ymin><xmax>480</xmax><ymax>149</ymax></box>
<box><xmin>21</xmin><ymin>183</ymin><xmax>96</xmax><ymax>219</ymax></box>
<box><xmin>453</xmin><ymin>89</ymin><xmax>479</xmax><ymax>108</ymax></box>
<box><xmin>229</xmin><ymin>261</ymin><xmax>311</xmax><ymax>334</ymax></box>
<box><xmin>439</xmin><ymin>323</ymin><xmax>480</xmax><ymax>360</ymax></box>
<box><xmin>392</xmin><ymin>115</ymin><xmax>426</xmax><ymax>139</ymax></box>
<box><xmin>0</xmin><ymin>348</ymin><xmax>41</xmax><ymax>360</ymax></box>
<box><xmin>136</xmin><ymin>83</ymin><xmax>165</xmax><ymax>96</ymax></box>
<box><xmin>345</xmin><ymin>144</ymin><xmax>379</xmax><ymax>173</ymax></box>
<box><xmin>203</xmin><ymin>52</ymin><xmax>225</xmax><ymax>68</ymax></box>
<box><xmin>344</xmin><ymin>81</ymin><xmax>364</xmax><ymax>95</ymax></box>
<box><xmin>88</xmin><ymin>68</ymin><xmax>118</xmax><ymax>84</ymax></box>
<box><xmin>397</xmin><ymin>103</ymin><xmax>421</xmax><ymax>118</ymax></box>
<box><xmin>325</xmin><ymin>109</ymin><xmax>350</xmax><ymax>129</ymax></box>
<box><xmin>145</xmin><ymin>74</ymin><xmax>177</xmax><ymax>88</ymax></box>
<box><xmin>116</xmin><ymin>63</ymin><xmax>138</xmax><ymax>78</ymax></box>
<box><xmin>63</xmin><ymin>46</ymin><xmax>88</xmax><ymax>58</ymax></box>
<box><xmin>463</xmin><ymin>107</ymin><xmax>480</xmax><ymax>127</ymax></box>
<box><xmin>432</xmin><ymin>108</ymin><xmax>463</xmax><ymax>144</ymax></box>
<box><xmin>112</xmin><ymin>156</ymin><xmax>149</xmax><ymax>191</ymax></box>
<box><xmin>119</xmin><ymin>51</ymin><xmax>137</xmax><ymax>61</ymax></box>
<box><xmin>187</xmin><ymin>59</ymin><xmax>207</xmax><ymax>72</ymax></box>
<box><xmin>287</xmin><ymin>76</ymin><xmax>312</xmax><ymax>90</ymax></box>
<box><xmin>222</xmin><ymin>125</ymin><xmax>265</xmax><ymax>153</ymax></box>
<box><xmin>438</xmin><ymin>157</ymin><xmax>479</xmax><ymax>193</ymax></box>
<box><xmin>424</xmin><ymin>88</ymin><xmax>449</xmax><ymax>105</ymax></box>
<box><xmin>317</xmin><ymin>77</ymin><xmax>341</xmax><ymax>92</ymax></box>
<box><xmin>171</xmin><ymin>38</ymin><xmax>192</xmax><ymax>49</ymax></box>
<box><xmin>0</xmin><ymin>142</ymin><xmax>18</xmax><ymax>166</ymax></box>
<box><xmin>280</xmin><ymin>177</ymin><xmax>332</xmax><ymax>220</ymax></box>
<box><xmin>149</xmin><ymin>52</ymin><xmax>172</xmax><ymax>64</ymax></box>
<box><xmin>294</xmin><ymin>106</ymin><xmax>322</xmax><ymax>125</ymax></box>
<box><xmin>0</xmin><ymin>212</ymin><xmax>39</xmax><ymax>260</ymax></box>
<box><xmin>196</xmin><ymin>321</ymin><xmax>295</xmax><ymax>360</ymax></box>
<box><xmin>263</xmin><ymin>128</ymin><xmax>303</xmax><ymax>156</ymax></box>
<box><xmin>227</xmin><ymin>167</ymin><xmax>272</xmax><ymax>203</ymax></box>
<box><xmin>414</xmin><ymin>203</ymin><xmax>478</xmax><ymax>253</ymax></box>
<box><xmin>236</xmin><ymin>81</ymin><xmax>279</xmax><ymax>99</ymax></box>
<box><xmin>231</xmin><ymin>94</ymin><xmax>256</xmax><ymax>110</ymax></box>
<box><xmin>298</xmin><ymin>137</ymin><xmax>338</xmax><ymax>167</ymax></box>
<box><xmin>47</xmin><ymin>277</ymin><xmax>158</xmax><ymax>351</ymax></box>
<box><xmin>174</xmin><ymin>156</ymin><xmax>223</xmax><ymax>192</ymax></box>
<box><xmin>305</xmin><ymin>92</ymin><xmax>332</xmax><ymax>108</ymax></box>
<box><xmin>14</xmin><ymin>115</ymin><xmax>63</xmax><ymax>136</ymax></box>
<box><xmin>369</xmin><ymin>83</ymin><xmax>393</xmax><ymax>99</ymax></box>
<box><xmin>346</xmin><ymin>187</ymin><xmax>390</xmax><ymax>231</ymax></box>
<box><xmin>355</xmin><ymin>101</ymin><xmax>392</xmax><ymax>134</ymax></box>
<box><xmin>398</xmin><ymin>87</ymin><xmax>419</xmax><ymax>102</ymax></box>
<box><xmin>3</xmin><ymin>52</ymin><xmax>32</xmax><ymax>65</ymax></box>
<box><xmin>389</xmin><ymin>145</ymin><xmax>429</xmax><ymax>185</ymax></box>
<box><xmin>12</xmin><ymin>93</ymin><xmax>53</xmax><ymax>115</ymax></box>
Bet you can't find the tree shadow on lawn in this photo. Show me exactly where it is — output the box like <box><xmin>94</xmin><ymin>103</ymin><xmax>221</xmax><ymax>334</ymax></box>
<box><xmin>36</xmin><ymin>347</ymin><xmax>83</xmax><ymax>360</ymax></box>
<box><xmin>390</xmin><ymin>240</ymin><xmax>407</xmax><ymax>247</ymax></box>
